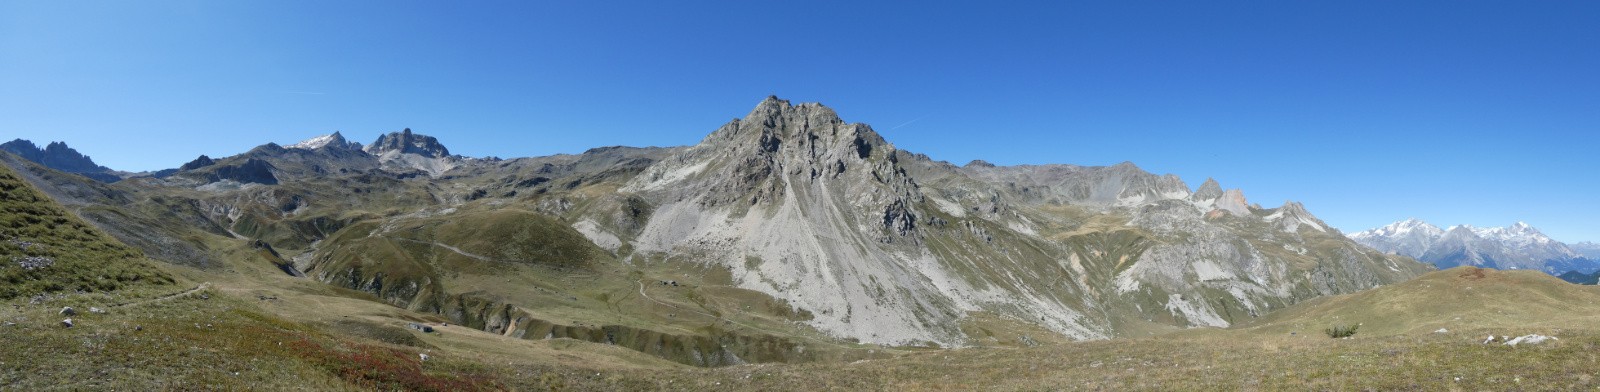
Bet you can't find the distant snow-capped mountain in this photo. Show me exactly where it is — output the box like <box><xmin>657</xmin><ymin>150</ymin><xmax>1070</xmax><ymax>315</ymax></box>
<box><xmin>287</xmin><ymin>131</ymin><xmax>362</xmax><ymax>151</ymax></box>
<box><xmin>1350</xmin><ymin>220</ymin><xmax>1597</xmax><ymax>275</ymax></box>
<box><xmin>1573</xmin><ymin>242</ymin><xmax>1600</xmax><ymax>260</ymax></box>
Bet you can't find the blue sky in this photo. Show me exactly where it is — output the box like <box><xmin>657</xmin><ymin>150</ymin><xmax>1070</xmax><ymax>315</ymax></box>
<box><xmin>2</xmin><ymin>1</ymin><xmax>1597</xmax><ymax>241</ymax></box>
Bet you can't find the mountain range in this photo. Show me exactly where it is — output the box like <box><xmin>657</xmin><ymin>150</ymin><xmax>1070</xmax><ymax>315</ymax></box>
<box><xmin>0</xmin><ymin>139</ymin><xmax>123</xmax><ymax>182</ymax></box>
<box><xmin>1350</xmin><ymin>218</ymin><xmax>1597</xmax><ymax>276</ymax></box>
<box><xmin>0</xmin><ymin>97</ymin><xmax>1430</xmax><ymax>364</ymax></box>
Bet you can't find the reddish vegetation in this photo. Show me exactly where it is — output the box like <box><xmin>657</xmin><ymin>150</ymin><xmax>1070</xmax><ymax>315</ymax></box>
<box><xmin>288</xmin><ymin>338</ymin><xmax>499</xmax><ymax>391</ymax></box>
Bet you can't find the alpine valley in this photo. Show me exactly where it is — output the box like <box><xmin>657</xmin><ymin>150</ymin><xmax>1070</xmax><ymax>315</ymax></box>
<box><xmin>7</xmin><ymin>98</ymin><xmax>1600</xmax><ymax>390</ymax></box>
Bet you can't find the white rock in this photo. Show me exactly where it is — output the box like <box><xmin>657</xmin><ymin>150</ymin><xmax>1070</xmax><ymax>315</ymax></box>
<box><xmin>1505</xmin><ymin>334</ymin><xmax>1557</xmax><ymax>346</ymax></box>
<box><xmin>1433</xmin><ymin>328</ymin><xmax>1449</xmax><ymax>334</ymax></box>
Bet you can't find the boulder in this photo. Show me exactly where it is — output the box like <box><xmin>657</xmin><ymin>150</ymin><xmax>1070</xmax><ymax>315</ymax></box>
<box><xmin>61</xmin><ymin>318</ymin><xmax>73</xmax><ymax>328</ymax></box>
<box><xmin>59</xmin><ymin>307</ymin><xmax>75</xmax><ymax>316</ymax></box>
<box><xmin>1505</xmin><ymin>334</ymin><xmax>1557</xmax><ymax>346</ymax></box>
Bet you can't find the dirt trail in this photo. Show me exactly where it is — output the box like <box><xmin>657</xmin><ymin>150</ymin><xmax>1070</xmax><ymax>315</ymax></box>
<box><xmin>392</xmin><ymin>237</ymin><xmax>494</xmax><ymax>262</ymax></box>
<box><xmin>112</xmin><ymin>282</ymin><xmax>211</xmax><ymax>308</ymax></box>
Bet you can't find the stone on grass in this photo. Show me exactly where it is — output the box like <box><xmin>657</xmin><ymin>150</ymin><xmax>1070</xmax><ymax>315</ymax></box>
<box><xmin>61</xmin><ymin>318</ymin><xmax>73</xmax><ymax>328</ymax></box>
<box><xmin>1505</xmin><ymin>334</ymin><xmax>1557</xmax><ymax>346</ymax></box>
<box><xmin>59</xmin><ymin>307</ymin><xmax>76</xmax><ymax>316</ymax></box>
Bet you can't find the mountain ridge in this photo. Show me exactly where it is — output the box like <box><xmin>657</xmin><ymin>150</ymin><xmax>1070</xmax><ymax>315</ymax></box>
<box><xmin>0</xmin><ymin>139</ymin><xmax>122</xmax><ymax>182</ymax></box>
<box><xmin>1351</xmin><ymin>219</ymin><xmax>1596</xmax><ymax>274</ymax></box>
<box><xmin>2</xmin><ymin>96</ymin><xmax>1432</xmax><ymax>357</ymax></box>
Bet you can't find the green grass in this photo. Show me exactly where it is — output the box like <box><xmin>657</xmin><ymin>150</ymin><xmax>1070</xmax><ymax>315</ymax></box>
<box><xmin>0</xmin><ymin>286</ymin><xmax>504</xmax><ymax>391</ymax></box>
<box><xmin>0</xmin><ymin>163</ymin><xmax>173</xmax><ymax>299</ymax></box>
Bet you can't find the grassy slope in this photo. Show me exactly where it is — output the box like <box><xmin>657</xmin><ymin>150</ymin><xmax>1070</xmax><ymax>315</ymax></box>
<box><xmin>534</xmin><ymin>266</ymin><xmax>1600</xmax><ymax>390</ymax></box>
<box><xmin>0</xmin><ymin>162</ymin><xmax>173</xmax><ymax>299</ymax></box>
<box><xmin>14</xmin><ymin>264</ymin><xmax>1600</xmax><ymax>391</ymax></box>
<box><xmin>1232</xmin><ymin>266</ymin><xmax>1600</xmax><ymax>337</ymax></box>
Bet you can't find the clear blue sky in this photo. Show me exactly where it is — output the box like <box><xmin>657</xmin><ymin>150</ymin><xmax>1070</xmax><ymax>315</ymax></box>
<box><xmin>3</xmin><ymin>1</ymin><xmax>1597</xmax><ymax>241</ymax></box>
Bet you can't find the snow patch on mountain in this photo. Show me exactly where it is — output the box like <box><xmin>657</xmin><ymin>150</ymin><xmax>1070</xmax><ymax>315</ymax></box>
<box><xmin>287</xmin><ymin>132</ymin><xmax>361</xmax><ymax>150</ymax></box>
<box><xmin>1353</xmin><ymin>219</ymin><xmax>1596</xmax><ymax>274</ymax></box>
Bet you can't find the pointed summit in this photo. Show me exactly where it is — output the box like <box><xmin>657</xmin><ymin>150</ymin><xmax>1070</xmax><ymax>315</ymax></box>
<box><xmin>1212</xmin><ymin>189</ymin><xmax>1251</xmax><ymax>216</ymax></box>
<box><xmin>692</xmin><ymin>96</ymin><xmax>887</xmax><ymax>164</ymax></box>
<box><xmin>965</xmin><ymin>159</ymin><xmax>997</xmax><ymax>168</ymax></box>
<box><xmin>1265</xmin><ymin>201</ymin><xmax>1328</xmax><ymax>233</ymax></box>
<box><xmin>288</xmin><ymin>131</ymin><xmax>362</xmax><ymax>151</ymax></box>
<box><xmin>1192</xmin><ymin>178</ymin><xmax>1224</xmax><ymax>201</ymax></box>
<box><xmin>178</xmin><ymin>155</ymin><xmax>216</xmax><ymax>171</ymax></box>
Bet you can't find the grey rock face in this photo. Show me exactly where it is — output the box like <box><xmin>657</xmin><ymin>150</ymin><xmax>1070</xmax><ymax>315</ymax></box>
<box><xmin>208</xmin><ymin>158</ymin><xmax>279</xmax><ymax>185</ymax></box>
<box><xmin>622</xmin><ymin>97</ymin><xmax>956</xmax><ymax>345</ymax></box>
<box><xmin>602</xmin><ymin>96</ymin><xmax>1428</xmax><ymax>346</ymax></box>
<box><xmin>364</xmin><ymin>128</ymin><xmax>451</xmax><ymax>158</ymax></box>
<box><xmin>960</xmin><ymin>161</ymin><xmax>1190</xmax><ymax>208</ymax></box>
<box><xmin>179</xmin><ymin>155</ymin><xmax>216</xmax><ymax>171</ymax></box>
<box><xmin>1192</xmin><ymin>178</ymin><xmax>1224</xmax><ymax>201</ymax></box>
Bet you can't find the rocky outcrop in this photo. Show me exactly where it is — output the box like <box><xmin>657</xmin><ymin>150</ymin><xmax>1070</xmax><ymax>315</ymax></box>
<box><xmin>178</xmin><ymin>155</ymin><xmax>216</xmax><ymax>171</ymax></box>
<box><xmin>208</xmin><ymin>158</ymin><xmax>279</xmax><ymax>185</ymax></box>
<box><xmin>961</xmin><ymin>161</ymin><xmax>1191</xmax><ymax>208</ymax></box>
<box><xmin>364</xmin><ymin>128</ymin><xmax>450</xmax><ymax>158</ymax></box>
<box><xmin>0</xmin><ymin>139</ymin><xmax>121</xmax><ymax>182</ymax></box>
<box><xmin>621</xmin><ymin>96</ymin><xmax>961</xmax><ymax>345</ymax></box>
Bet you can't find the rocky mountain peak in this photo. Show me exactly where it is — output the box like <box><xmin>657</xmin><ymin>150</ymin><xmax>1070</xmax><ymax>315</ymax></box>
<box><xmin>1266</xmin><ymin>201</ymin><xmax>1327</xmax><ymax>232</ymax></box>
<box><xmin>178</xmin><ymin>155</ymin><xmax>216</xmax><ymax>171</ymax></box>
<box><xmin>702</xmin><ymin>97</ymin><xmax>885</xmax><ymax>158</ymax></box>
<box><xmin>1211</xmin><ymin>188</ymin><xmax>1252</xmax><ymax>217</ymax></box>
<box><xmin>1192</xmin><ymin>178</ymin><xmax>1224</xmax><ymax>201</ymax></box>
<box><xmin>288</xmin><ymin>131</ymin><xmax>362</xmax><ymax>151</ymax></box>
<box><xmin>0</xmin><ymin>139</ymin><xmax>119</xmax><ymax>182</ymax></box>
<box><xmin>363</xmin><ymin>128</ymin><xmax>451</xmax><ymax>158</ymax></box>
<box><xmin>1356</xmin><ymin>219</ymin><xmax>1593</xmax><ymax>274</ymax></box>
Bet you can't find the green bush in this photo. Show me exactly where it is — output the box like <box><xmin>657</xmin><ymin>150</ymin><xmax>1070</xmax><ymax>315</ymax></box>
<box><xmin>1325</xmin><ymin>323</ymin><xmax>1360</xmax><ymax>338</ymax></box>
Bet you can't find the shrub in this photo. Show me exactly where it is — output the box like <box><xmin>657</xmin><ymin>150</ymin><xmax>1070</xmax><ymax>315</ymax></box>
<box><xmin>1325</xmin><ymin>323</ymin><xmax>1360</xmax><ymax>338</ymax></box>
